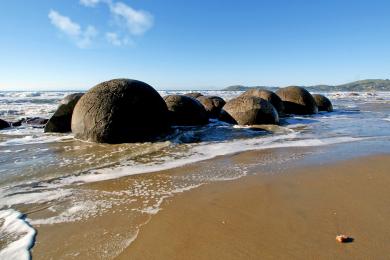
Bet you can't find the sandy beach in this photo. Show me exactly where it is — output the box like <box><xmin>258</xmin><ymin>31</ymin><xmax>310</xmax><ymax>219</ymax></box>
<box><xmin>116</xmin><ymin>154</ymin><xmax>390</xmax><ymax>259</ymax></box>
<box><xmin>29</xmin><ymin>148</ymin><xmax>390</xmax><ymax>259</ymax></box>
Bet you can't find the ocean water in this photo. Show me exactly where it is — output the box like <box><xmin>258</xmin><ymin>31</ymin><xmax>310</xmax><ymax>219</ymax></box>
<box><xmin>0</xmin><ymin>90</ymin><xmax>389</xmax><ymax>259</ymax></box>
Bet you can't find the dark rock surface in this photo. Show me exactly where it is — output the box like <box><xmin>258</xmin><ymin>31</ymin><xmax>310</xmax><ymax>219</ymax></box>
<box><xmin>220</xmin><ymin>96</ymin><xmax>279</xmax><ymax>125</ymax></box>
<box><xmin>275</xmin><ymin>86</ymin><xmax>318</xmax><ymax>115</ymax></box>
<box><xmin>196</xmin><ymin>96</ymin><xmax>226</xmax><ymax>118</ymax></box>
<box><xmin>0</xmin><ymin>119</ymin><xmax>10</xmax><ymax>130</ymax></box>
<box><xmin>45</xmin><ymin>93</ymin><xmax>84</xmax><ymax>133</ymax></box>
<box><xmin>184</xmin><ymin>92</ymin><xmax>203</xmax><ymax>99</ymax></box>
<box><xmin>312</xmin><ymin>94</ymin><xmax>333</xmax><ymax>112</ymax></box>
<box><xmin>164</xmin><ymin>95</ymin><xmax>209</xmax><ymax>126</ymax></box>
<box><xmin>71</xmin><ymin>79</ymin><xmax>170</xmax><ymax>143</ymax></box>
<box><xmin>24</xmin><ymin>117</ymin><xmax>48</xmax><ymax>126</ymax></box>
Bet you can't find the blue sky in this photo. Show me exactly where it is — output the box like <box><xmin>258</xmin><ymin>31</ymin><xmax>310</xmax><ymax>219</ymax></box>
<box><xmin>0</xmin><ymin>0</ymin><xmax>389</xmax><ymax>90</ymax></box>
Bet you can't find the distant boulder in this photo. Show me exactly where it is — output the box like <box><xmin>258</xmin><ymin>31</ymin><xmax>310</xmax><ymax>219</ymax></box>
<box><xmin>184</xmin><ymin>92</ymin><xmax>203</xmax><ymax>99</ymax></box>
<box><xmin>240</xmin><ymin>89</ymin><xmax>284</xmax><ymax>113</ymax></box>
<box><xmin>0</xmin><ymin>119</ymin><xmax>10</xmax><ymax>130</ymax></box>
<box><xmin>45</xmin><ymin>93</ymin><xmax>84</xmax><ymax>133</ymax></box>
<box><xmin>312</xmin><ymin>94</ymin><xmax>333</xmax><ymax>112</ymax></box>
<box><xmin>24</xmin><ymin>117</ymin><xmax>48</xmax><ymax>126</ymax></box>
<box><xmin>220</xmin><ymin>96</ymin><xmax>279</xmax><ymax>125</ymax></box>
<box><xmin>71</xmin><ymin>79</ymin><xmax>170</xmax><ymax>143</ymax></box>
<box><xmin>164</xmin><ymin>95</ymin><xmax>209</xmax><ymax>126</ymax></box>
<box><xmin>196</xmin><ymin>96</ymin><xmax>226</xmax><ymax>118</ymax></box>
<box><xmin>275</xmin><ymin>86</ymin><xmax>318</xmax><ymax>115</ymax></box>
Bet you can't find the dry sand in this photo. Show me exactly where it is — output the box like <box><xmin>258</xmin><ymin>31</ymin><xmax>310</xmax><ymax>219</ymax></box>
<box><xmin>117</xmin><ymin>155</ymin><xmax>390</xmax><ymax>260</ymax></box>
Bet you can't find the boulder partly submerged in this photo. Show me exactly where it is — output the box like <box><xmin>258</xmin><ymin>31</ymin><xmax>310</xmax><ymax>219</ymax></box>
<box><xmin>312</xmin><ymin>94</ymin><xmax>333</xmax><ymax>112</ymax></box>
<box><xmin>275</xmin><ymin>86</ymin><xmax>318</xmax><ymax>115</ymax></box>
<box><xmin>240</xmin><ymin>89</ymin><xmax>284</xmax><ymax>113</ymax></box>
<box><xmin>71</xmin><ymin>79</ymin><xmax>170</xmax><ymax>143</ymax></box>
<box><xmin>220</xmin><ymin>96</ymin><xmax>279</xmax><ymax>125</ymax></box>
<box><xmin>184</xmin><ymin>92</ymin><xmax>203</xmax><ymax>99</ymax></box>
<box><xmin>45</xmin><ymin>93</ymin><xmax>84</xmax><ymax>133</ymax></box>
<box><xmin>196</xmin><ymin>96</ymin><xmax>226</xmax><ymax>118</ymax></box>
<box><xmin>0</xmin><ymin>119</ymin><xmax>10</xmax><ymax>130</ymax></box>
<box><xmin>164</xmin><ymin>95</ymin><xmax>209</xmax><ymax>126</ymax></box>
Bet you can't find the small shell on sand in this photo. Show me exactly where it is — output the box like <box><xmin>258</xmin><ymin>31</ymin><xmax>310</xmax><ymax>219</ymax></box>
<box><xmin>336</xmin><ymin>234</ymin><xmax>353</xmax><ymax>243</ymax></box>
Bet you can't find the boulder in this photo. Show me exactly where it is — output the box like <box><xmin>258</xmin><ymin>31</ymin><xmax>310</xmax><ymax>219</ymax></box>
<box><xmin>45</xmin><ymin>93</ymin><xmax>84</xmax><ymax>133</ymax></box>
<box><xmin>275</xmin><ymin>86</ymin><xmax>318</xmax><ymax>115</ymax></box>
<box><xmin>0</xmin><ymin>119</ymin><xmax>10</xmax><ymax>130</ymax></box>
<box><xmin>184</xmin><ymin>92</ymin><xmax>203</xmax><ymax>98</ymax></box>
<box><xmin>220</xmin><ymin>96</ymin><xmax>279</xmax><ymax>125</ymax></box>
<box><xmin>163</xmin><ymin>95</ymin><xmax>209</xmax><ymax>126</ymax></box>
<box><xmin>11</xmin><ymin>119</ymin><xmax>23</xmax><ymax>127</ymax></box>
<box><xmin>312</xmin><ymin>94</ymin><xmax>333</xmax><ymax>112</ymax></box>
<box><xmin>71</xmin><ymin>79</ymin><xmax>170</xmax><ymax>143</ymax></box>
<box><xmin>24</xmin><ymin>117</ymin><xmax>48</xmax><ymax>126</ymax></box>
<box><xmin>240</xmin><ymin>89</ymin><xmax>284</xmax><ymax>113</ymax></box>
<box><xmin>196</xmin><ymin>96</ymin><xmax>226</xmax><ymax>118</ymax></box>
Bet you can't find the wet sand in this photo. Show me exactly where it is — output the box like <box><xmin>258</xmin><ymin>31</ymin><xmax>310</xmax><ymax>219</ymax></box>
<box><xmin>117</xmin><ymin>154</ymin><xmax>390</xmax><ymax>259</ymax></box>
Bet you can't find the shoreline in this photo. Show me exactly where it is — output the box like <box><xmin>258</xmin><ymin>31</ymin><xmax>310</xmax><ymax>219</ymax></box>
<box><xmin>116</xmin><ymin>153</ymin><xmax>390</xmax><ymax>259</ymax></box>
<box><xmin>28</xmin><ymin>144</ymin><xmax>390</xmax><ymax>259</ymax></box>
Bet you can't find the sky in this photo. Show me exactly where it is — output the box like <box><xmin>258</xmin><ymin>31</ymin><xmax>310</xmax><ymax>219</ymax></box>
<box><xmin>0</xmin><ymin>0</ymin><xmax>390</xmax><ymax>91</ymax></box>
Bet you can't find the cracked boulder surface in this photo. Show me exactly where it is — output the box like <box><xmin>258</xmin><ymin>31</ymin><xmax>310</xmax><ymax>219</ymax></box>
<box><xmin>71</xmin><ymin>79</ymin><xmax>170</xmax><ymax>143</ymax></box>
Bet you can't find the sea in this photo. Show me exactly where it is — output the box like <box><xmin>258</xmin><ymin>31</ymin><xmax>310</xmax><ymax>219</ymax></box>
<box><xmin>0</xmin><ymin>89</ymin><xmax>389</xmax><ymax>259</ymax></box>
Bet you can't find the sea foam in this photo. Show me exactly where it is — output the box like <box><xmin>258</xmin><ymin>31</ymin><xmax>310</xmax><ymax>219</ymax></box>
<box><xmin>0</xmin><ymin>209</ymin><xmax>36</xmax><ymax>260</ymax></box>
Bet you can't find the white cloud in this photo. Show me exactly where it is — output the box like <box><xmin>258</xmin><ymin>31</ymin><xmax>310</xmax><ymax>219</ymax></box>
<box><xmin>105</xmin><ymin>32</ymin><xmax>121</xmax><ymax>46</ymax></box>
<box><xmin>48</xmin><ymin>10</ymin><xmax>81</xmax><ymax>36</ymax></box>
<box><xmin>109</xmin><ymin>2</ymin><xmax>154</xmax><ymax>35</ymax></box>
<box><xmin>105</xmin><ymin>32</ymin><xmax>132</xmax><ymax>46</ymax></box>
<box><xmin>79</xmin><ymin>0</ymin><xmax>101</xmax><ymax>7</ymax></box>
<box><xmin>48</xmin><ymin>10</ymin><xmax>98</xmax><ymax>48</ymax></box>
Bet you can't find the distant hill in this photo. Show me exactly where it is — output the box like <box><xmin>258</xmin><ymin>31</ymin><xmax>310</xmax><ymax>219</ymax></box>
<box><xmin>223</xmin><ymin>79</ymin><xmax>390</xmax><ymax>92</ymax></box>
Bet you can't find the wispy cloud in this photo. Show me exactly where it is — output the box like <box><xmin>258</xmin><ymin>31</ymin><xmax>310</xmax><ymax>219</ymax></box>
<box><xmin>79</xmin><ymin>0</ymin><xmax>101</xmax><ymax>7</ymax></box>
<box><xmin>48</xmin><ymin>10</ymin><xmax>98</xmax><ymax>48</ymax></box>
<box><xmin>105</xmin><ymin>32</ymin><xmax>134</xmax><ymax>46</ymax></box>
<box><xmin>108</xmin><ymin>2</ymin><xmax>154</xmax><ymax>36</ymax></box>
<box><xmin>49</xmin><ymin>1</ymin><xmax>153</xmax><ymax>48</ymax></box>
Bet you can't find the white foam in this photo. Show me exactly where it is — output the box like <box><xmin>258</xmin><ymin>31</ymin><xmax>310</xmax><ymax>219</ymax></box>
<box><xmin>0</xmin><ymin>209</ymin><xmax>36</xmax><ymax>260</ymax></box>
<box><xmin>0</xmin><ymin>189</ymin><xmax>73</xmax><ymax>208</ymax></box>
<box><xmin>57</xmin><ymin>134</ymin><xmax>364</xmax><ymax>186</ymax></box>
<box><xmin>0</xmin><ymin>133</ymin><xmax>73</xmax><ymax>146</ymax></box>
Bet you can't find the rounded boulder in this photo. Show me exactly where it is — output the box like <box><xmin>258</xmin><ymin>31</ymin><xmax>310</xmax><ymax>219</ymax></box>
<box><xmin>184</xmin><ymin>92</ymin><xmax>203</xmax><ymax>99</ymax></box>
<box><xmin>275</xmin><ymin>86</ymin><xmax>318</xmax><ymax>115</ymax></box>
<box><xmin>312</xmin><ymin>94</ymin><xmax>333</xmax><ymax>112</ymax></box>
<box><xmin>164</xmin><ymin>95</ymin><xmax>209</xmax><ymax>126</ymax></box>
<box><xmin>240</xmin><ymin>89</ymin><xmax>284</xmax><ymax>113</ymax></box>
<box><xmin>196</xmin><ymin>96</ymin><xmax>226</xmax><ymax>118</ymax></box>
<box><xmin>45</xmin><ymin>93</ymin><xmax>84</xmax><ymax>133</ymax></box>
<box><xmin>0</xmin><ymin>119</ymin><xmax>10</xmax><ymax>130</ymax></box>
<box><xmin>220</xmin><ymin>96</ymin><xmax>279</xmax><ymax>125</ymax></box>
<box><xmin>71</xmin><ymin>79</ymin><xmax>170</xmax><ymax>143</ymax></box>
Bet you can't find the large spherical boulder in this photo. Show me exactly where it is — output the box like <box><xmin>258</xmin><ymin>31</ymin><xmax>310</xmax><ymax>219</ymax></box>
<box><xmin>312</xmin><ymin>94</ymin><xmax>333</xmax><ymax>112</ymax></box>
<box><xmin>0</xmin><ymin>119</ymin><xmax>10</xmax><ymax>130</ymax></box>
<box><xmin>184</xmin><ymin>92</ymin><xmax>203</xmax><ymax>99</ymax></box>
<box><xmin>45</xmin><ymin>93</ymin><xmax>84</xmax><ymax>133</ymax></box>
<box><xmin>196</xmin><ymin>96</ymin><xmax>226</xmax><ymax>118</ymax></box>
<box><xmin>240</xmin><ymin>89</ymin><xmax>284</xmax><ymax>113</ymax></box>
<box><xmin>71</xmin><ymin>79</ymin><xmax>170</xmax><ymax>143</ymax></box>
<box><xmin>163</xmin><ymin>95</ymin><xmax>209</xmax><ymax>126</ymax></box>
<box><xmin>275</xmin><ymin>86</ymin><xmax>318</xmax><ymax>115</ymax></box>
<box><xmin>220</xmin><ymin>96</ymin><xmax>279</xmax><ymax>125</ymax></box>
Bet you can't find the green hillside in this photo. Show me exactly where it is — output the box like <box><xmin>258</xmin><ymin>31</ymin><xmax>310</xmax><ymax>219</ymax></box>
<box><xmin>223</xmin><ymin>79</ymin><xmax>390</xmax><ymax>91</ymax></box>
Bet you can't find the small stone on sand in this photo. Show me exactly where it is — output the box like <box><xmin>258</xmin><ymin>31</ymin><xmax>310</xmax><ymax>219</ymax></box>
<box><xmin>336</xmin><ymin>234</ymin><xmax>353</xmax><ymax>243</ymax></box>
